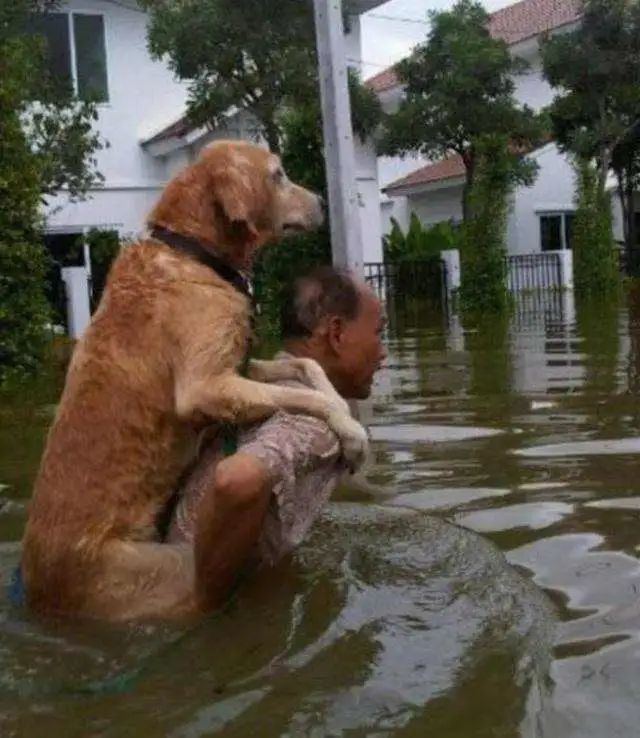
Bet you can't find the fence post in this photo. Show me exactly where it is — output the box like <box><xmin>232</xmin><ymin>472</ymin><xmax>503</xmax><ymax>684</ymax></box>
<box><xmin>441</xmin><ymin>249</ymin><xmax>461</xmax><ymax>295</ymax></box>
<box><xmin>559</xmin><ymin>250</ymin><xmax>574</xmax><ymax>290</ymax></box>
<box><xmin>61</xmin><ymin>266</ymin><xmax>91</xmax><ymax>339</ymax></box>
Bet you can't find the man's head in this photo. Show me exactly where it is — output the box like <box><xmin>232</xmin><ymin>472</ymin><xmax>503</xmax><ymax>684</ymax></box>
<box><xmin>281</xmin><ymin>266</ymin><xmax>386</xmax><ymax>399</ymax></box>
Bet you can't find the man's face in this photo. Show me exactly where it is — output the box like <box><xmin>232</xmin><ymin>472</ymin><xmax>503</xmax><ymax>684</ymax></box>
<box><xmin>330</xmin><ymin>285</ymin><xmax>386</xmax><ymax>400</ymax></box>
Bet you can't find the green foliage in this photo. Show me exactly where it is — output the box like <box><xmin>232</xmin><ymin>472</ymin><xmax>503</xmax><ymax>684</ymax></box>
<box><xmin>253</xmin><ymin>230</ymin><xmax>331</xmax><ymax>330</ymax></box>
<box><xmin>459</xmin><ymin>135</ymin><xmax>512</xmax><ymax>313</ymax></box>
<box><xmin>0</xmin><ymin>0</ymin><xmax>103</xmax><ymax>383</ymax></box>
<box><xmin>85</xmin><ymin>229</ymin><xmax>121</xmax><ymax>309</ymax></box>
<box><xmin>143</xmin><ymin>0</ymin><xmax>381</xmax><ymax>153</ymax></box>
<box><xmin>0</xmin><ymin>241</ymin><xmax>51</xmax><ymax>384</ymax></box>
<box><xmin>254</xmin><ymin>104</ymin><xmax>332</xmax><ymax>334</ymax></box>
<box><xmin>571</xmin><ymin>158</ymin><xmax>620</xmax><ymax>297</ymax></box>
<box><xmin>379</xmin><ymin>0</ymin><xmax>543</xmax><ymax>220</ymax></box>
<box><xmin>0</xmin><ymin>53</ymin><xmax>51</xmax><ymax>383</ymax></box>
<box><xmin>383</xmin><ymin>215</ymin><xmax>459</xmax><ymax>263</ymax></box>
<box><xmin>542</xmin><ymin>0</ymin><xmax>640</xmax><ymax>166</ymax></box>
<box><xmin>4</xmin><ymin>1</ymin><xmax>105</xmax><ymax>200</ymax></box>
<box><xmin>542</xmin><ymin>0</ymin><xmax>640</xmax><ymax>256</ymax></box>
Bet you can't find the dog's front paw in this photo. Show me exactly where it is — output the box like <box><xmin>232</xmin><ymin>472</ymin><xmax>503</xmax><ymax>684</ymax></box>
<box><xmin>327</xmin><ymin>409</ymin><xmax>369</xmax><ymax>472</ymax></box>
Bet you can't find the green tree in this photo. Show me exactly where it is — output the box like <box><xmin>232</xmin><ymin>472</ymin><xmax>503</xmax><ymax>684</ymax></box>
<box><xmin>379</xmin><ymin>0</ymin><xmax>542</xmax><ymax>221</ymax></box>
<box><xmin>571</xmin><ymin>158</ymin><xmax>619</xmax><ymax>296</ymax></box>
<box><xmin>253</xmin><ymin>104</ymin><xmax>331</xmax><ymax>331</ymax></box>
<box><xmin>459</xmin><ymin>135</ymin><xmax>514</xmax><ymax>313</ymax></box>
<box><xmin>4</xmin><ymin>1</ymin><xmax>104</xmax><ymax>200</ymax></box>
<box><xmin>0</xmin><ymin>0</ymin><xmax>104</xmax><ymax>383</ymax></box>
<box><xmin>542</xmin><ymin>0</ymin><xmax>640</xmax><ymax>260</ymax></box>
<box><xmin>383</xmin><ymin>215</ymin><xmax>459</xmax><ymax>263</ymax></box>
<box><xmin>143</xmin><ymin>0</ymin><xmax>379</xmax><ymax>154</ymax></box>
<box><xmin>611</xmin><ymin>126</ymin><xmax>640</xmax><ymax>259</ymax></box>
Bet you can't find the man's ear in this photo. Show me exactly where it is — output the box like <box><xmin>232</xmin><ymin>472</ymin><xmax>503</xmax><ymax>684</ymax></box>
<box><xmin>326</xmin><ymin>315</ymin><xmax>344</xmax><ymax>354</ymax></box>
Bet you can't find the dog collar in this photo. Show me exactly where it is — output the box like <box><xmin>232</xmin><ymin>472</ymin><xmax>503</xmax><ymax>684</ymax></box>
<box><xmin>150</xmin><ymin>226</ymin><xmax>253</xmax><ymax>299</ymax></box>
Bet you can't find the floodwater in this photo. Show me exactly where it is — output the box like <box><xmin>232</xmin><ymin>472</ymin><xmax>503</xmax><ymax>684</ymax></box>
<box><xmin>2</xmin><ymin>288</ymin><xmax>640</xmax><ymax>736</ymax></box>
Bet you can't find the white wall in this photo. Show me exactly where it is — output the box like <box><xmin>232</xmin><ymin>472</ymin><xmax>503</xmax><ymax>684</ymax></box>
<box><xmin>513</xmin><ymin>68</ymin><xmax>555</xmax><ymax>111</ymax></box>
<box><xmin>378</xmin><ymin>153</ymin><xmax>431</xmax><ymax>189</ymax></box>
<box><xmin>45</xmin><ymin>0</ymin><xmax>190</xmax><ymax>237</ymax></box>
<box><xmin>354</xmin><ymin>140</ymin><xmax>383</xmax><ymax>262</ymax></box>
<box><xmin>509</xmin><ymin>144</ymin><xmax>576</xmax><ymax>255</ymax></box>
<box><xmin>406</xmin><ymin>186</ymin><xmax>464</xmax><ymax>228</ymax></box>
<box><xmin>611</xmin><ymin>191</ymin><xmax>640</xmax><ymax>245</ymax></box>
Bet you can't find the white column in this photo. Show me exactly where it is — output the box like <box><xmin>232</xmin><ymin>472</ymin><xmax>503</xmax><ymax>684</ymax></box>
<box><xmin>313</xmin><ymin>0</ymin><xmax>364</xmax><ymax>274</ymax></box>
<box><xmin>61</xmin><ymin>266</ymin><xmax>92</xmax><ymax>339</ymax></box>
<box><xmin>559</xmin><ymin>249</ymin><xmax>574</xmax><ymax>289</ymax></box>
<box><xmin>441</xmin><ymin>249</ymin><xmax>461</xmax><ymax>292</ymax></box>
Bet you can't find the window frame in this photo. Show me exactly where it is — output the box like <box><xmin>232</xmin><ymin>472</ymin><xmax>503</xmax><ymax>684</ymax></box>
<box><xmin>39</xmin><ymin>11</ymin><xmax>110</xmax><ymax>104</ymax></box>
<box><xmin>538</xmin><ymin>210</ymin><xmax>575</xmax><ymax>252</ymax></box>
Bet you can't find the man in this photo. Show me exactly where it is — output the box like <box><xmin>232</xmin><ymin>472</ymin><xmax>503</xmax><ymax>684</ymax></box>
<box><xmin>168</xmin><ymin>266</ymin><xmax>386</xmax><ymax>610</ymax></box>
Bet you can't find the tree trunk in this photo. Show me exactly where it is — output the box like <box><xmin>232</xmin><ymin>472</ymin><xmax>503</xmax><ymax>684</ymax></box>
<box><xmin>627</xmin><ymin>182</ymin><xmax>637</xmax><ymax>253</ymax></box>
<box><xmin>263</xmin><ymin>117</ymin><xmax>281</xmax><ymax>155</ymax></box>
<box><xmin>598</xmin><ymin>144</ymin><xmax>611</xmax><ymax>196</ymax></box>
<box><xmin>615</xmin><ymin>167</ymin><xmax>629</xmax><ymax>246</ymax></box>
<box><xmin>461</xmin><ymin>152</ymin><xmax>475</xmax><ymax>222</ymax></box>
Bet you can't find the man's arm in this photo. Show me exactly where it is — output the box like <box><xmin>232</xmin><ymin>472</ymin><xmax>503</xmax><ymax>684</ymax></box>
<box><xmin>175</xmin><ymin>409</ymin><xmax>343</xmax><ymax>611</ymax></box>
<box><xmin>193</xmin><ymin>452</ymin><xmax>272</xmax><ymax>612</ymax></box>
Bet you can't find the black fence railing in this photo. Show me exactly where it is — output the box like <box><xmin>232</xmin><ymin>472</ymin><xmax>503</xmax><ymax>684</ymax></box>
<box><xmin>506</xmin><ymin>252</ymin><xmax>563</xmax><ymax>292</ymax></box>
<box><xmin>619</xmin><ymin>248</ymin><xmax>640</xmax><ymax>276</ymax></box>
<box><xmin>364</xmin><ymin>260</ymin><xmax>448</xmax><ymax>303</ymax></box>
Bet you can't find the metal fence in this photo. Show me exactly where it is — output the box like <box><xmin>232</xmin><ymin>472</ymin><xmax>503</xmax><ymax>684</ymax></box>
<box><xmin>619</xmin><ymin>248</ymin><xmax>640</xmax><ymax>276</ymax></box>
<box><xmin>364</xmin><ymin>260</ymin><xmax>448</xmax><ymax>303</ymax></box>
<box><xmin>506</xmin><ymin>252</ymin><xmax>563</xmax><ymax>292</ymax></box>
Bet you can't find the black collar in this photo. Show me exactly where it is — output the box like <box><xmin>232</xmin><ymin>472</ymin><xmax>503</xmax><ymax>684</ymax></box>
<box><xmin>150</xmin><ymin>226</ymin><xmax>253</xmax><ymax>299</ymax></box>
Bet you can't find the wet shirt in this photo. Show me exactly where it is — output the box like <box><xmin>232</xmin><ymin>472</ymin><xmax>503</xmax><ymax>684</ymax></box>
<box><xmin>168</xmin><ymin>353</ymin><xmax>346</xmax><ymax>564</ymax></box>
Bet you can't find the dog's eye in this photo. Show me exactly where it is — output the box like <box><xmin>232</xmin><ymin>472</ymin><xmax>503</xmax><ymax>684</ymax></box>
<box><xmin>272</xmin><ymin>167</ymin><xmax>285</xmax><ymax>184</ymax></box>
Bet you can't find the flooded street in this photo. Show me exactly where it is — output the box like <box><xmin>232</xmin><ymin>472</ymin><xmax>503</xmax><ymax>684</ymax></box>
<box><xmin>2</xmin><ymin>288</ymin><xmax>640</xmax><ymax>736</ymax></box>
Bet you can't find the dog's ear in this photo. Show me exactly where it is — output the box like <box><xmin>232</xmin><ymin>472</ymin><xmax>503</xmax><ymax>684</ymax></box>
<box><xmin>210</xmin><ymin>171</ymin><xmax>261</xmax><ymax>244</ymax></box>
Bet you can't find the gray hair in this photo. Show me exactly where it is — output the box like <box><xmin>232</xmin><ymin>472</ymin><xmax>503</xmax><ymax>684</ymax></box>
<box><xmin>280</xmin><ymin>266</ymin><xmax>360</xmax><ymax>340</ymax></box>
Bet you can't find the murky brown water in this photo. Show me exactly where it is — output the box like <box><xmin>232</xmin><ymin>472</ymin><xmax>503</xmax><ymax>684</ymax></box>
<box><xmin>2</xmin><ymin>288</ymin><xmax>640</xmax><ymax>736</ymax></box>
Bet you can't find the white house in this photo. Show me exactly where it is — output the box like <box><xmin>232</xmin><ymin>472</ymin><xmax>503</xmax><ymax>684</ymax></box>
<box><xmin>365</xmin><ymin>0</ymin><xmax>629</xmax><ymax>258</ymax></box>
<box><xmin>42</xmin><ymin>0</ymin><xmax>386</xmax><ymax>277</ymax></box>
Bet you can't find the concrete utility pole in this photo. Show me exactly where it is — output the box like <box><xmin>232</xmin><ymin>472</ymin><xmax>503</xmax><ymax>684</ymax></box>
<box><xmin>313</xmin><ymin>0</ymin><xmax>364</xmax><ymax>275</ymax></box>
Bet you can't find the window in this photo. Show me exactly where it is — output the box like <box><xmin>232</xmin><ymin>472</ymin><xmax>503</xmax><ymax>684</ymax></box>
<box><xmin>540</xmin><ymin>212</ymin><xmax>574</xmax><ymax>251</ymax></box>
<box><xmin>30</xmin><ymin>13</ymin><xmax>108</xmax><ymax>102</ymax></box>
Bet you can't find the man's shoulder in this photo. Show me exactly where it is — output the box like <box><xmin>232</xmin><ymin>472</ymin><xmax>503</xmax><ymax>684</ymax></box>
<box><xmin>240</xmin><ymin>351</ymin><xmax>339</xmax><ymax>454</ymax></box>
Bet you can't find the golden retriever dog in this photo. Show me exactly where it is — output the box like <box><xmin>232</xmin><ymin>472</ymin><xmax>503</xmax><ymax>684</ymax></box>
<box><xmin>22</xmin><ymin>140</ymin><xmax>367</xmax><ymax>621</ymax></box>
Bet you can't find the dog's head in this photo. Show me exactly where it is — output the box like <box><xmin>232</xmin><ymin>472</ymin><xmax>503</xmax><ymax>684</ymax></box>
<box><xmin>147</xmin><ymin>140</ymin><xmax>324</xmax><ymax>269</ymax></box>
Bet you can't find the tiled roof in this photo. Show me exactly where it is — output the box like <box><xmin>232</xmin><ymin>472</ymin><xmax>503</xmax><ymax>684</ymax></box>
<box><xmin>384</xmin><ymin>156</ymin><xmax>466</xmax><ymax>193</ymax></box>
<box><xmin>490</xmin><ymin>0</ymin><xmax>581</xmax><ymax>45</ymax></box>
<box><xmin>366</xmin><ymin>66</ymin><xmax>401</xmax><ymax>94</ymax></box>
<box><xmin>384</xmin><ymin>136</ymin><xmax>551</xmax><ymax>193</ymax></box>
<box><xmin>366</xmin><ymin>0</ymin><xmax>581</xmax><ymax>93</ymax></box>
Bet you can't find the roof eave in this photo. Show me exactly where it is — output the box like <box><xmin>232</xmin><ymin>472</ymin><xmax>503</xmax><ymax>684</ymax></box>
<box><xmin>384</xmin><ymin>175</ymin><xmax>466</xmax><ymax>197</ymax></box>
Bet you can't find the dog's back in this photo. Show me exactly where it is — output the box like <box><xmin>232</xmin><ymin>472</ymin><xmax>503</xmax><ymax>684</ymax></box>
<box><xmin>22</xmin><ymin>241</ymin><xmax>246</xmax><ymax>614</ymax></box>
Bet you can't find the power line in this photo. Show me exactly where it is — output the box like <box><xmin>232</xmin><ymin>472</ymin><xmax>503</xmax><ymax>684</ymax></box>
<box><xmin>347</xmin><ymin>57</ymin><xmax>389</xmax><ymax>68</ymax></box>
<box><xmin>365</xmin><ymin>12</ymin><xmax>429</xmax><ymax>25</ymax></box>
